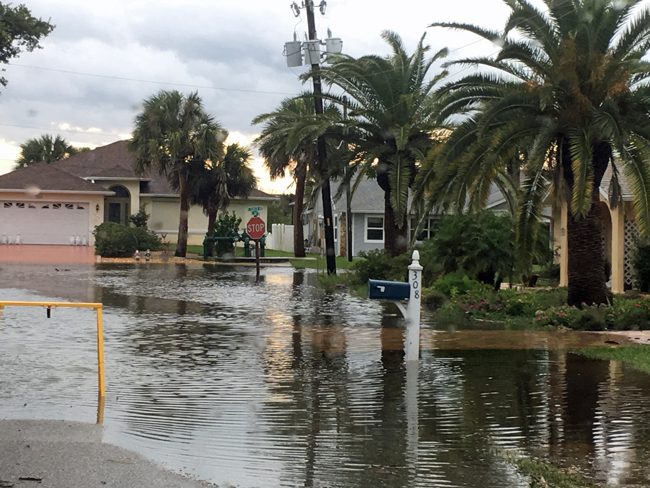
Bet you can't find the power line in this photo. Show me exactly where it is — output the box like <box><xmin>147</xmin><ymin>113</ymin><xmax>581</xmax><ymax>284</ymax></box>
<box><xmin>0</xmin><ymin>122</ymin><xmax>125</xmax><ymax>137</ymax></box>
<box><xmin>7</xmin><ymin>63</ymin><xmax>297</xmax><ymax>97</ymax></box>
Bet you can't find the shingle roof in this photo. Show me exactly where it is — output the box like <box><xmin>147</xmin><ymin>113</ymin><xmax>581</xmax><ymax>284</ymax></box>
<box><xmin>1</xmin><ymin>139</ymin><xmax>279</xmax><ymax>199</ymax></box>
<box><xmin>0</xmin><ymin>164</ymin><xmax>111</xmax><ymax>193</ymax></box>
<box><xmin>55</xmin><ymin>140</ymin><xmax>139</xmax><ymax>179</ymax></box>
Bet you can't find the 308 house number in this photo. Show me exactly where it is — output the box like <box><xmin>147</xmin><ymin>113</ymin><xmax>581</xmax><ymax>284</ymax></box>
<box><xmin>412</xmin><ymin>271</ymin><xmax>419</xmax><ymax>299</ymax></box>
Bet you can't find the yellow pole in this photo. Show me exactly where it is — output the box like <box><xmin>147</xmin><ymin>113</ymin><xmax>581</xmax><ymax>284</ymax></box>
<box><xmin>96</xmin><ymin>305</ymin><xmax>106</xmax><ymax>400</ymax></box>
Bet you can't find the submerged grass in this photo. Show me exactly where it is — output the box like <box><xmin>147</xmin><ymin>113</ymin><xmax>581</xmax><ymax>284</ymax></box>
<box><xmin>513</xmin><ymin>457</ymin><xmax>598</xmax><ymax>488</ymax></box>
<box><xmin>576</xmin><ymin>345</ymin><xmax>650</xmax><ymax>375</ymax></box>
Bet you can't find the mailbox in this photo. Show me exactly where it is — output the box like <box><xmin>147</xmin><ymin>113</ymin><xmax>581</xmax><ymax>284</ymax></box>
<box><xmin>368</xmin><ymin>279</ymin><xmax>410</xmax><ymax>300</ymax></box>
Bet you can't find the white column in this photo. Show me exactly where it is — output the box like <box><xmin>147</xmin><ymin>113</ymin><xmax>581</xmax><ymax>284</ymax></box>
<box><xmin>405</xmin><ymin>250</ymin><xmax>423</xmax><ymax>361</ymax></box>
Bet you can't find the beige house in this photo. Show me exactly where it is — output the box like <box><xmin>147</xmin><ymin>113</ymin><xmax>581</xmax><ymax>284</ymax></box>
<box><xmin>552</xmin><ymin>167</ymin><xmax>640</xmax><ymax>295</ymax></box>
<box><xmin>0</xmin><ymin>141</ymin><xmax>277</xmax><ymax>247</ymax></box>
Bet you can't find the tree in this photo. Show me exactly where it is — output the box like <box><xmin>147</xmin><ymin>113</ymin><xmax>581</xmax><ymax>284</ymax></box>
<box><xmin>130</xmin><ymin>90</ymin><xmax>226</xmax><ymax>257</ymax></box>
<box><xmin>15</xmin><ymin>134</ymin><xmax>80</xmax><ymax>168</ymax></box>
<box><xmin>191</xmin><ymin>143</ymin><xmax>257</xmax><ymax>256</ymax></box>
<box><xmin>313</xmin><ymin>31</ymin><xmax>448</xmax><ymax>256</ymax></box>
<box><xmin>430</xmin><ymin>0</ymin><xmax>650</xmax><ymax>306</ymax></box>
<box><xmin>0</xmin><ymin>3</ymin><xmax>53</xmax><ymax>88</ymax></box>
<box><xmin>253</xmin><ymin>95</ymin><xmax>318</xmax><ymax>258</ymax></box>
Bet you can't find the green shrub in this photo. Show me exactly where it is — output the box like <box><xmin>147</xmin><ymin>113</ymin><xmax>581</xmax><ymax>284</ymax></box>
<box><xmin>428</xmin><ymin>211</ymin><xmax>515</xmax><ymax>288</ymax></box>
<box><xmin>572</xmin><ymin>306</ymin><xmax>607</xmax><ymax>331</ymax></box>
<box><xmin>606</xmin><ymin>299</ymin><xmax>650</xmax><ymax>330</ymax></box>
<box><xmin>94</xmin><ymin>222</ymin><xmax>161</xmax><ymax>257</ymax></box>
<box><xmin>422</xmin><ymin>287</ymin><xmax>447</xmax><ymax>310</ymax></box>
<box><xmin>128</xmin><ymin>208</ymin><xmax>150</xmax><ymax>228</ymax></box>
<box><xmin>633</xmin><ymin>242</ymin><xmax>650</xmax><ymax>292</ymax></box>
<box><xmin>351</xmin><ymin>250</ymin><xmax>410</xmax><ymax>285</ymax></box>
<box><xmin>433</xmin><ymin>273</ymin><xmax>486</xmax><ymax>298</ymax></box>
<box><xmin>214</xmin><ymin>212</ymin><xmax>242</xmax><ymax>257</ymax></box>
<box><xmin>433</xmin><ymin>302</ymin><xmax>469</xmax><ymax>327</ymax></box>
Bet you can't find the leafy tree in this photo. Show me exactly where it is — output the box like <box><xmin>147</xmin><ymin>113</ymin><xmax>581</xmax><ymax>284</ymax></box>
<box><xmin>268</xmin><ymin>194</ymin><xmax>293</xmax><ymax>225</ymax></box>
<box><xmin>191</xmin><ymin>143</ymin><xmax>257</xmax><ymax>256</ymax></box>
<box><xmin>431</xmin><ymin>0</ymin><xmax>650</xmax><ymax>305</ymax></box>
<box><xmin>15</xmin><ymin>134</ymin><xmax>79</xmax><ymax>168</ymax></box>
<box><xmin>313</xmin><ymin>31</ymin><xmax>448</xmax><ymax>256</ymax></box>
<box><xmin>130</xmin><ymin>90</ymin><xmax>226</xmax><ymax>257</ymax></box>
<box><xmin>0</xmin><ymin>3</ymin><xmax>53</xmax><ymax>88</ymax></box>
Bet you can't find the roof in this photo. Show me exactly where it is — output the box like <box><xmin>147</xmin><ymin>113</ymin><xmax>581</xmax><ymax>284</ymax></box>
<box><xmin>0</xmin><ymin>164</ymin><xmax>113</xmax><ymax>194</ymax></box>
<box><xmin>310</xmin><ymin>177</ymin><xmax>389</xmax><ymax>215</ymax></box>
<box><xmin>600</xmin><ymin>164</ymin><xmax>633</xmax><ymax>201</ymax></box>
<box><xmin>55</xmin><ymin>140</ymin><xmax>140</xmax><ymax>179</ymax></box>
<box><xmin>0</xmin><ymin>139</ymin><xmax>279</xmax><ymax>200</ymax></box>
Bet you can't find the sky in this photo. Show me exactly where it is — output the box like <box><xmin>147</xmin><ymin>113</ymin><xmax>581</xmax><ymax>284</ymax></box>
<box><xmin>0</xmin><ymin>0</ymin><xmax>513</xmax><ymax>194</ymax></box>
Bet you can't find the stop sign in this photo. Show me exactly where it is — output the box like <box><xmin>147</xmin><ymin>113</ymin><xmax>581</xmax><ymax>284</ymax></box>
<box><xmin>246</xmin><ymin>216</ymin><xmax>266</xmax><ymax>240</ymax></box>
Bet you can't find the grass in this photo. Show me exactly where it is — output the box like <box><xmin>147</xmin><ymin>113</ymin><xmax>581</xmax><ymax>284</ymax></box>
<box><xmin>185</xmin><ymin>245</ymin><xmax>295</xmax><ymax>258</ymax></box>
<box><xmin>512</xmin><ymin>456</ymin><xmax>597</xmax><ymax>488</ymax></box>
<box><xmin>290</xmin><ymin>254</ymin><xmax>356</xmax><ymax>270</ymax></box>
<box><xmin>577</xmin><ymin>345</ymin><xmax>650</xmax><ymax>375</ymax></box>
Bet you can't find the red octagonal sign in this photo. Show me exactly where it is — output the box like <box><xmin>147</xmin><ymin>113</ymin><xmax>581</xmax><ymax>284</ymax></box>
<box><xmin>246</xmin><ymin>216</ymin><xmax>266</xmax><ymax>240</ymax></box>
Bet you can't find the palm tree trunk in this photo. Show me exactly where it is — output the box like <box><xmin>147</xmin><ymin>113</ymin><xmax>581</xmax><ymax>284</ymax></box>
<box><xmin>384</xmin><ymin>188</ymin><xmax>408</xmax><ymax>257</ymax></box>
<box><xmin>566</xmin><ymin>142</ymin><xmax>611</xmax><ymax>306</ymax></box>
<box><xmin>175</xmin><ymin>175</ymin><xmax>190</xmax><ymax>257</ymax></box>
<box><xmin>205</xmin><ymin>208</ymin><xmax>217</xmax><ymax>257</ymax></box>
<box><xmin>293</xmin><ymin>163</ymin><xmax>306</xmax><ymax>258</ymax></box>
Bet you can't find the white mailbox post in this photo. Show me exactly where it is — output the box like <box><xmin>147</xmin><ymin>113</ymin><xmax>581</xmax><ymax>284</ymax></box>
<box><xmin>405</xmin><ymin>250</ymin><xmax>423</xmax><ymax>361</ymax></box>
<box><xmin>368</xmin><ymin>250</ymin><xmax>423</xmax><ymax>361</ymax></box>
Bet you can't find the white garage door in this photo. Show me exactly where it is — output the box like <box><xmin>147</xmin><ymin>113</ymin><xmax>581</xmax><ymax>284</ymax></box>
<box><xmin>0</xmin><ymin>201</ymin><xmax>89</xmax><ymax>245</ymax></box>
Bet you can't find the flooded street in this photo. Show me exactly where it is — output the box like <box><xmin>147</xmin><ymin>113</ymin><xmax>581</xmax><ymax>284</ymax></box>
<box><xmin>2</xmin><ymin>264</ymin><xmax>650</xmax><ymax>487</ymax></box>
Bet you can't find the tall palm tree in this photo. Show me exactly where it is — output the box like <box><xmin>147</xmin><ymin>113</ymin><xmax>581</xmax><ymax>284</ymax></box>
<box><xmin>15</xmin><ymin>134</ymin><xmax>79</xmax><ymax>168</ymax></box>
<box><xmin>191</xmin><ymin>143</ymin><xmax>257</xmax><ymax>256</ymax></box>
<box><xmin>253</xmin><ymin>95</ymin><xmax>323</xmax><ymax>257</ymax></box>
<box><xmin>313</xmin><ymin>31</ymin><xmax>448</xmax><ymax>256</ymax></box>
<box><xmin>430</xmin><ymin>0</ymin><xmax>650</xmax><ymax>305</ymax></box>
<box><xmin>130</xmin><ymin>90</ymin><xmax>226</xmax><ymax>257</ymax></box>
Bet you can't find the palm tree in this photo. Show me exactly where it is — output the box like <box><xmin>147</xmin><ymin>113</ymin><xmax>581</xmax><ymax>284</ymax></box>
<box><xmin>313</xmin><ymin>31</ymin><xmax>448</xmax><ymax>256</ymax></box>
<box><xmin>130</xmin><ymin>90</ymin><xmax>226</xmax><ymax>257</ymax></box>
<box><xmin>253</xmin><ymin>95</ymin><xmax>320</xmax><ymax>258</ymax></box>
<box><xmin>15</xmin><ymin>134</ymin><xmax>79</xmax><ymax>168</ymax></box>
<box><xmin>430</xmin><ymin>0</ymin><xmax>650</xmax><ymax>305</ymax></box>
<box><xmin>191</xmin><ymin>143</ymin><xmax>257</xmax><ymax>256</ymax></box>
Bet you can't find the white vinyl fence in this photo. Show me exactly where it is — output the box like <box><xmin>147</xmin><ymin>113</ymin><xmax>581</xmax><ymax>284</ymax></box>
<box><xmin>266</xmin><ymin>223</ymin><xmax>294</xmax><ymax>254</ymax></box>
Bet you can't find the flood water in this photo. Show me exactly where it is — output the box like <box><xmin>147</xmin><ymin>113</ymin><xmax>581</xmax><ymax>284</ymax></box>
<box><xmin>2</xmin><ymin>263</ymin><xmax>650</xmax><ymax>487</ymax></box>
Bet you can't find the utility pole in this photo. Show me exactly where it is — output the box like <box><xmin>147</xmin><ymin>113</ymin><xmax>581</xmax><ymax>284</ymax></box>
<box><xmin>305</xmin><ymin>0</ymin><xmax>337</xmax><ymax>275</ymax></box>
<box><xmin>343</xmin><ymin>96</ymin><xmax>353</xmax><ymax>262</ymax></box>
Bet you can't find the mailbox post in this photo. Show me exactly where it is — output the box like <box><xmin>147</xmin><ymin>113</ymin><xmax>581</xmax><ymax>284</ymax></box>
<box><xmin>368</xmin><ymin>250</ymin><xmax>423</xmax><ymax>361</ymax></box>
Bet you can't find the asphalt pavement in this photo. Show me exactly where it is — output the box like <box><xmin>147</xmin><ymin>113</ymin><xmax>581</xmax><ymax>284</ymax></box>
<box><xmin>0</xmin><ymin>420</ymin><xmax>216</xmax><ymax>488</ymax></box>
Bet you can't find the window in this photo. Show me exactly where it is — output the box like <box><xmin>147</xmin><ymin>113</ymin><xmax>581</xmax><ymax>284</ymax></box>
<box><xmin>3</xmin><ymin>202</ymin><xmax>12</xmax><ymax>208</ymax></box>
<box><xmin>16</xmin><ymin>202</ymin><xmax>25</xmax><ymax>208</ymax></box>
<box><xmin>365</xmin><ymin>216</ymin><xmax>384</xmax><ymax>242</ymax></box>
<box><xmin>65</xmin><ymin>203</ymin><xmax>74</xmax><ymax>210</ymax></box>
<box><xmin>52</xmin><ymin>203</ymin><xmax>61</xmax><ymax>209</ymax></box>
<box><xmin>410</xmin><ymin>217</ymin><xmax>438</xmax><ymax>242</ymax></box>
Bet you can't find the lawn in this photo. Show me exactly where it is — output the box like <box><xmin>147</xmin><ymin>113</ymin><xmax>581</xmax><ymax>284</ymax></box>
<box><xmin>577</xmin><ymin>345</ymin><xmax>650</xmax><ymax>375</ymax></box>
<box><xmin>290</xmin><ymin>255</ymin><xmax>356</xmax><ymax>270</ymax></box>
<box><xmin>185</xmin><ymin>245</ymin><xmax>295</xmax><ymax>258</ymax></box>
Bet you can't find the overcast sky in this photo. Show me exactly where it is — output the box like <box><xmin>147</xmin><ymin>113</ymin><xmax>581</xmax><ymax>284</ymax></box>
<box><xmin>0</xmin><ymin>0</ymin><xmax>513</xmax><ymax>193</ymax></box>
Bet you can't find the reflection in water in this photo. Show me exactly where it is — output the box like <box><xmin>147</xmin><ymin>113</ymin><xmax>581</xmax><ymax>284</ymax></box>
<box><xmin>2</xmin><ymin>264</ymin><xmax>650</xmax><ymax>487</ymax></box>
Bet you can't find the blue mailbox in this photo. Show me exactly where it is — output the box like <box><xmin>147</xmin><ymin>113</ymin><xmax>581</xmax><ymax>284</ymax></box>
<box><xmin>368</xmin><ymin>279</ymin><xmax>410</xmax><ymax>300</ymax></box>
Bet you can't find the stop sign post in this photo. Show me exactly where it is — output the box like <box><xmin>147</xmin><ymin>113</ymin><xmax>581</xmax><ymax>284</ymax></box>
<box><xmin>246</xmin><ymin>216</ymin><xmax>266</xmax><ymax>282</ymax></box>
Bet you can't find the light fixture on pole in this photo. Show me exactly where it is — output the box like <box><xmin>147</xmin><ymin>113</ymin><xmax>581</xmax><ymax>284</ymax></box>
<box><xmin>283</xmin><ymin>0</ymin><xmax>340</xmax><ymax>275</ymax></box>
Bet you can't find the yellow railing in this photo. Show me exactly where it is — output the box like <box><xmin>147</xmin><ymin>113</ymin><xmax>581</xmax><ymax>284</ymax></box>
<box><xmin>0</xmin><ymin>301</ymin><xmax>106</xmax><ymax>422</ymax></box>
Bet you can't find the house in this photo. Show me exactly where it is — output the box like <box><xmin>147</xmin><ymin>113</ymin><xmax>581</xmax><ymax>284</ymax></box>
<box><xmin>0</xmin><ymin>140</ymin><xmax>278</xmax><ymax>247</ymax></box>
<box><xmin>305</xmin><ymin>177</ymin><xmax>439</xmax><ymax>257</ymax></box>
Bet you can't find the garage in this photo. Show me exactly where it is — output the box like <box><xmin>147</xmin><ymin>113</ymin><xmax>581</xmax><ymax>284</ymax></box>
<box><xmin>0</xmin><ymin>200</ymin><xmax>90</xmax><ymax>245</ymax></box>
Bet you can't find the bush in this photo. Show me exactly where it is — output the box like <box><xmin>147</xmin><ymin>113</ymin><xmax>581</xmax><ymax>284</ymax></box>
<box><xmin>433</xmin><ymin>273</ymin><xmax>486</xmax><ymax>298</ymax></box>
<box><xmin>214</xmin><ymin>212</ymin><xmax>242</xmax><ymax>257</ymax></box>
<box><xmin>351</xmin><ymin>250</ymin><xmax>410</xmax><ymax>285</ymax></box>
<box><xmin>633</xmin><ymin>242</ymin><xmax>650</xmax><ymax>292</ymax></box>
<box><xmin>428</xmin><ymin>211</ymin><xmax>515</xmax><ymax>288</ymax></box>
<box><xmin>422</xmin><ymin>287</ymin><xmax>447</xmax><ymax>310</ymax></box>
<box><xmin>94</xmin><ymin>222</ymin><xmax>162</xmax><ymax>257</ymax></box>
<box><xmin>128</xmin><ymin>209</ymin><xmax>150</xmax><ymax>228</ymax></box>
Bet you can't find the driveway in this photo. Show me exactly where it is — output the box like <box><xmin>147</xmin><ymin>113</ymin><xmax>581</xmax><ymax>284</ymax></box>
<box><xmin>0</xmin><ymin>245</ymin><xmax>96</xmax><ymax>265</ymax></box>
